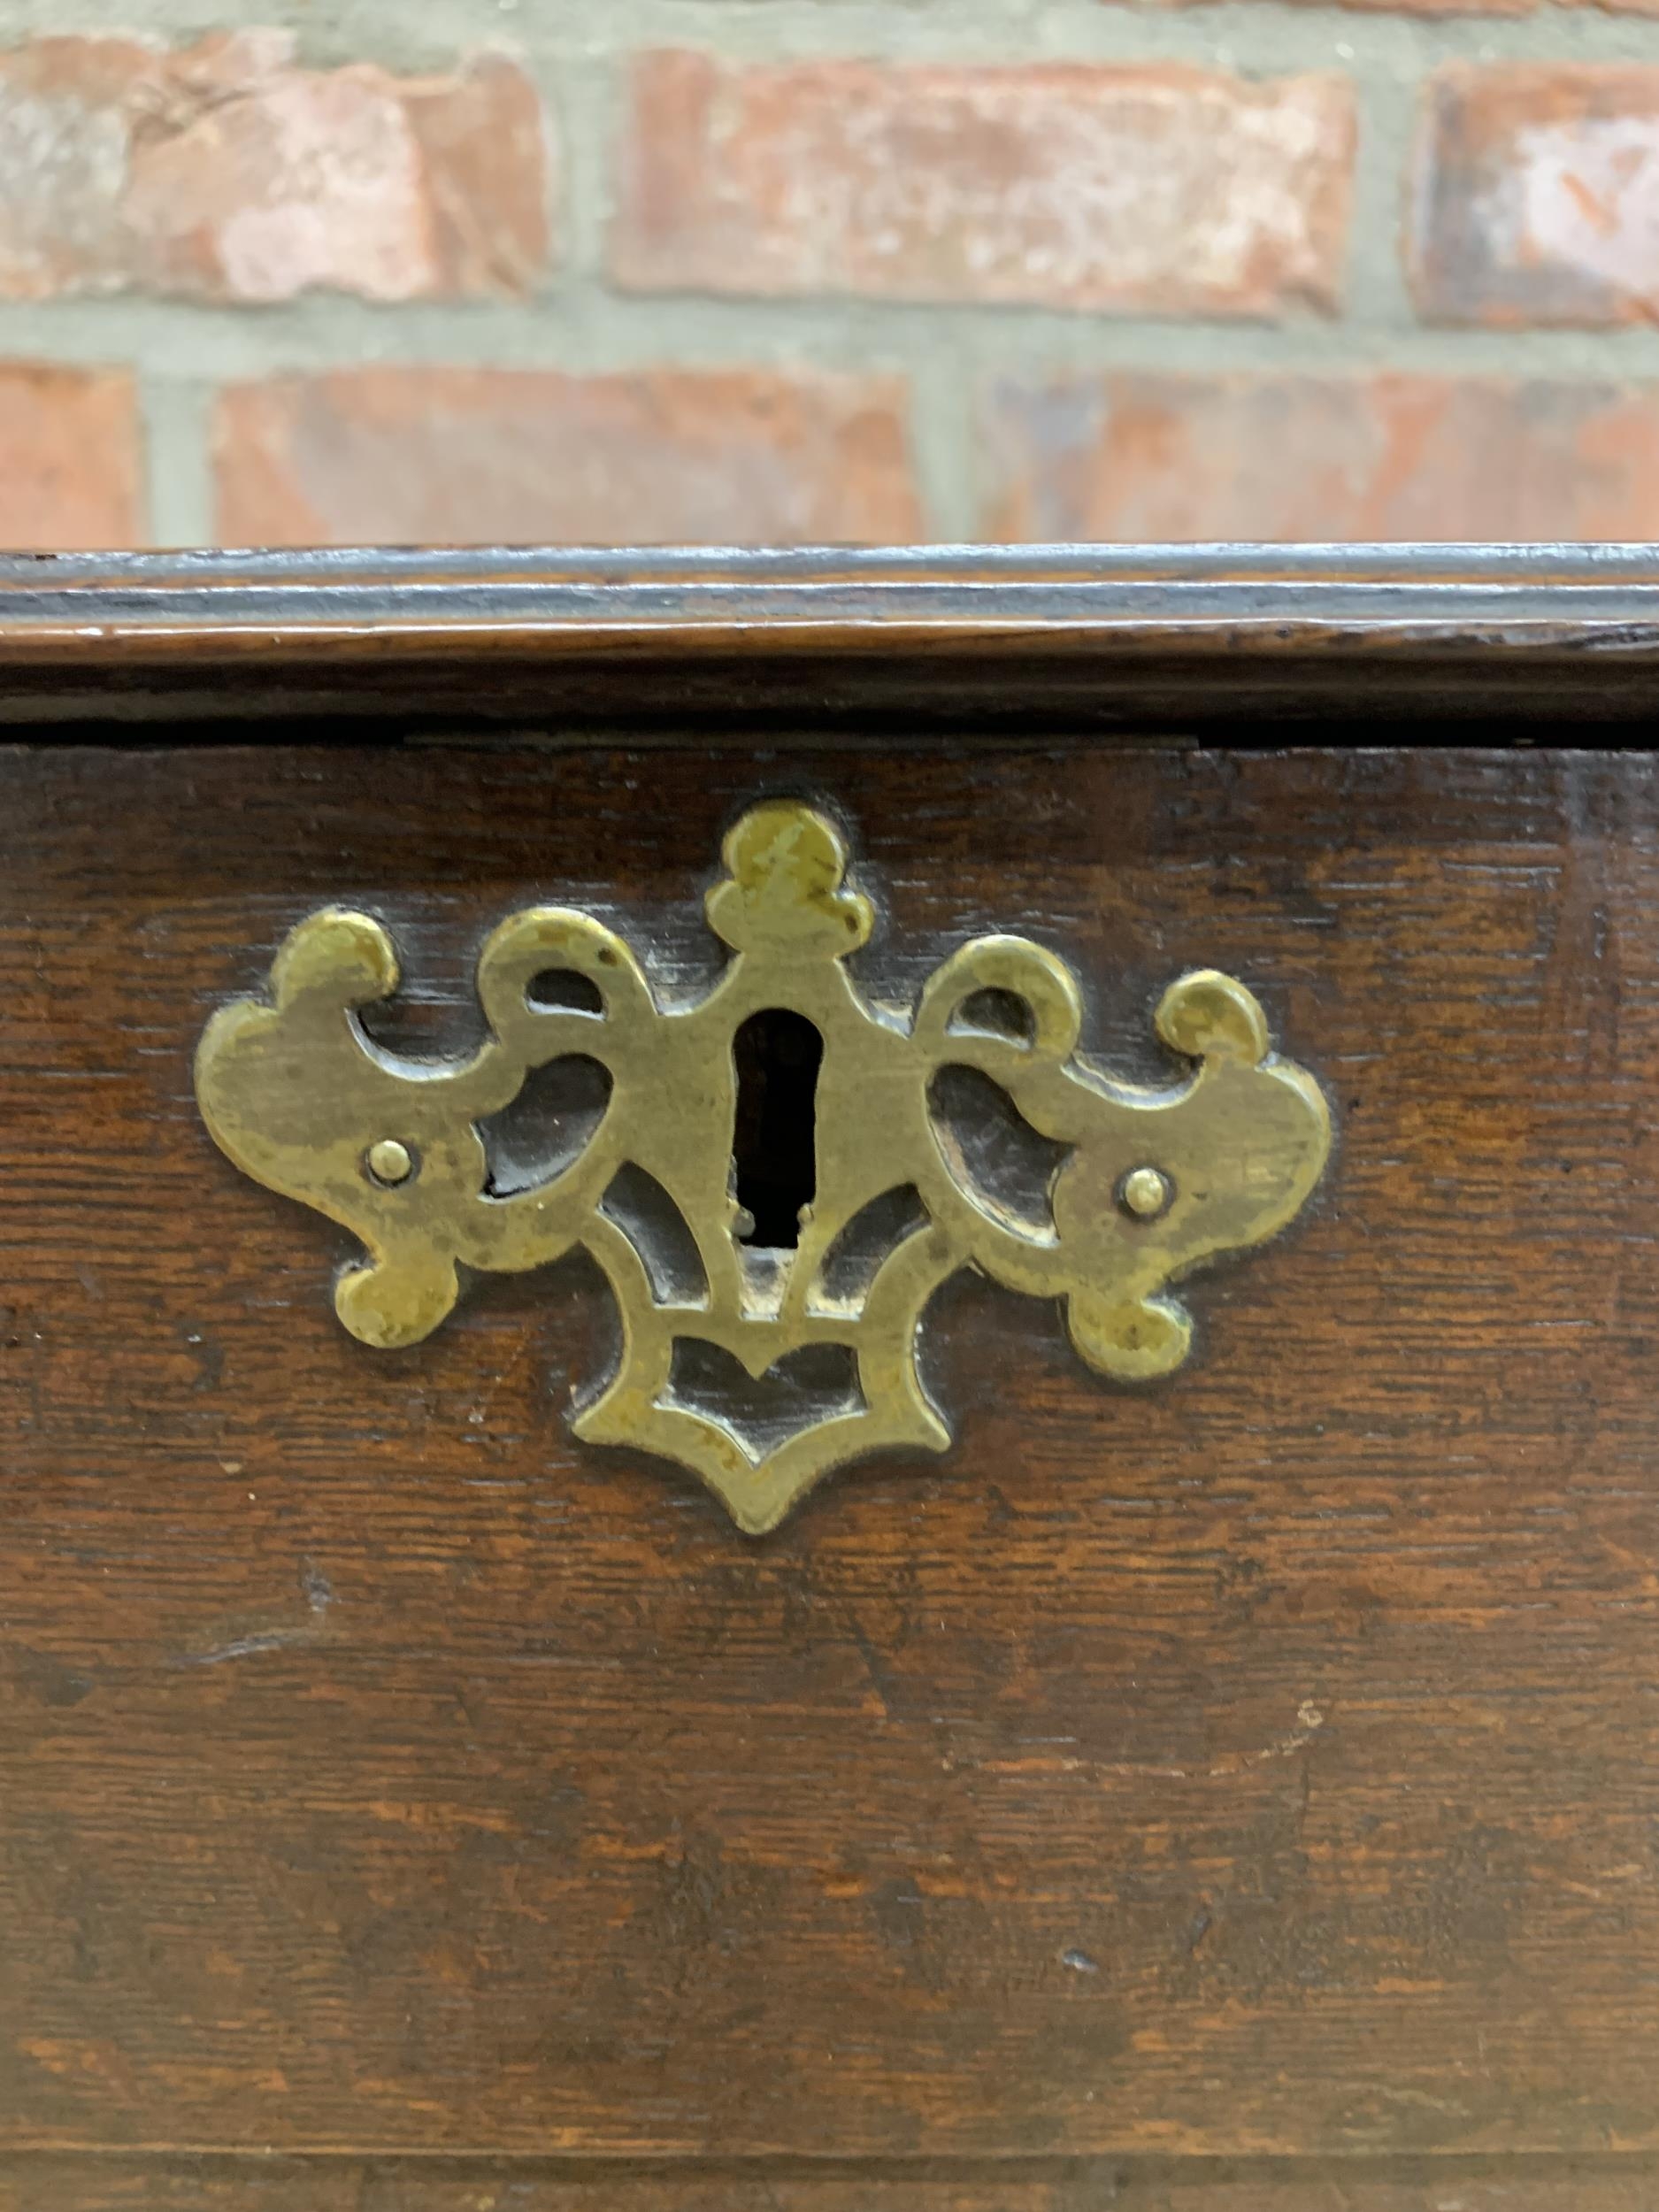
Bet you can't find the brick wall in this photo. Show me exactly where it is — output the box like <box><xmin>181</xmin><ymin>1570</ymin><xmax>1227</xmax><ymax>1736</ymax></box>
<box><xmin>0</xmin><ymin>1</ymin><xmax>1655</xmax><ymax>550</ymax></box>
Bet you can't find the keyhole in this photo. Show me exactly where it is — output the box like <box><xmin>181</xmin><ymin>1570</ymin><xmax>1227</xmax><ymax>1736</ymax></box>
<box><xmin>732</xmin><ymin>1008</ymin><xmax>823</xmax><ymax>1248</ymax></box>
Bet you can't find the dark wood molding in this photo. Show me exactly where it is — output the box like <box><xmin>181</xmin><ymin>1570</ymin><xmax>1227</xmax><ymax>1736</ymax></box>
<box><xmin>3</xmin><ymin>542</ymin><xmax>1657</xmax><ymax>734</ymax></box>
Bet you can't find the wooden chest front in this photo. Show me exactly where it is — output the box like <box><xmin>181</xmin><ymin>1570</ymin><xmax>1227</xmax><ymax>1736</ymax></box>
<box><xmin>2</xmin><ymin>549</ymin><xmax>1656</xmax><ymax>2210</ymax></box>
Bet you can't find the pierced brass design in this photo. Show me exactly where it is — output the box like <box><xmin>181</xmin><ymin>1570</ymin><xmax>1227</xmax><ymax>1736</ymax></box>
<box><xmin>195</xmin><ymin>802</ymin><xmax>1331</xmax><ymax>1533</ymax></box>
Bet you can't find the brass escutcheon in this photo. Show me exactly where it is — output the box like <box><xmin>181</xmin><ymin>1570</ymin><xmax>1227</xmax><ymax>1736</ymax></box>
<box><xmin>195</xmin><ymin>802</ymin><xmax>1331</xmax><ymax>1532</ymax></box>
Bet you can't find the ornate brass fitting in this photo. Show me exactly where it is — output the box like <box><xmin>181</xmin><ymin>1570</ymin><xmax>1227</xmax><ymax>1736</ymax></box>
<box><xmin>195</xmin><ymin>802</ymin><xmax>1330</xmax><ymax>1532</ymax></box>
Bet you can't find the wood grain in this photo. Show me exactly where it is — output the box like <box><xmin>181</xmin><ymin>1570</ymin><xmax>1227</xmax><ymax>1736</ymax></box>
<box><xmin>2</xmin><ymin>742</ymin><xmax>1657</xmax><ymax>2169</ymax></box>
<box><xmin>3</xmin><ymin>545</ymin><xmax>1659</xmax><ymax>730</ymax></box>
<box><xmin>3</xmin><ymin>2154</ymin><xmax>1655</xmax><ymax>2211</ymax></box>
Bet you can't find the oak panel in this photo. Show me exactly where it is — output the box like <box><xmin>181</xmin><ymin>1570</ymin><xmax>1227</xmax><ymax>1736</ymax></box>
<box><xmin>2</xmin><ymin>743</ymin><xmax>1655</xmax><ymax>2159</ymax></box>
<box><xmin>4</xmin><ymin>2154</ymin><xmax>1656</xmax><ymax>2212</ymax></box>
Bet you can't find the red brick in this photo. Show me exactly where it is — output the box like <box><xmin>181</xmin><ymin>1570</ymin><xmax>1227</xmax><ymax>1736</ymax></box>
<box><xmin>982</xmin><ymin>373</ymin><xmax>1659</xmax><ymax>541</ymax></box>
<box><xmin>212</xmin><ymin>369</ymin><xmax>922</xmax><ymax>548</ymax></box>
<box><xmin>0</xmin><ymin>363</ymin><xmax>142</xmax><ymax>549</ymax></box>
<box><xmin>0</xmin><ymin>32</ymin><xmax>549</xmax><ymax>303</ymax></box>
<box><xmin>1412</xmin><ymin>66</ymin><xmax>1659</xmax><ymax>326</ymax></box>
<box><xmin>614</xmin><ymin>52</ymin><xmax>1354</xmax><ymax>318</ymax></box>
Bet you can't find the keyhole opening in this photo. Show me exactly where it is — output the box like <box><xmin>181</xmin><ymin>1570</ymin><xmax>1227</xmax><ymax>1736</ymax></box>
<box><xmin>733</xmin><ymin>1008</ymin><xmax>823</xmax><ymax>1248</ymax></box>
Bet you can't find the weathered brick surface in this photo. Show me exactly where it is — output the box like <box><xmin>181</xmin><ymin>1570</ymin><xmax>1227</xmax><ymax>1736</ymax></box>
<box><xmin>0</xmin><ymin>10</ymin><xmax>1652</xmax><ymax>551</ymax></box>
<box><xmin>0</xmin><ymin>31</ymin><xmax>549</xmax><ymax>303</ymax></box>
<box><xmin>983</xmin><ymin>373</ymin><xmax>1659</xmax><ymax>541</ymax></box>
<box><xmin>0</xmin><ymin>361</ymin><xmax>141</xmax><ymax>548</ymax></box>
<box><xmin>613</xmin><ymin>52</ymin><xmax>1355</xmax><ymax>318</ymax></box>
<box><xmin>213</xmin><ymin>368</ymin><xmax>922</xmax><ymax>547</ymax></box>
<box><xmin>1413</xmin><ymin>66</ymin><xmax>1659</xmax><ymax>326</ymax></box>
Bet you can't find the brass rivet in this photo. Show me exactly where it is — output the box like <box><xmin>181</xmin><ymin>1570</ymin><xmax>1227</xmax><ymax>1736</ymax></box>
<box><xmin>1120</xmin><ymin>1166</ymin><xmax>1171</xmax><ymax>1220</ymax></box>
<box><xmin>365</xmin><ymin>1138</ymin><xmax>415</xmax><ymax>1187</ymax></box>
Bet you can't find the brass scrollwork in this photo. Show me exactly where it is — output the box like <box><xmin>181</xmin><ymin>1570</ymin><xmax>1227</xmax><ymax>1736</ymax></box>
<box><xmin>195</xmin><ymin>802</ymin><xmax>1331</xmax><ymax>1532</ymax></box>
